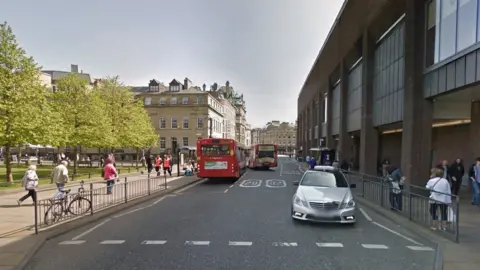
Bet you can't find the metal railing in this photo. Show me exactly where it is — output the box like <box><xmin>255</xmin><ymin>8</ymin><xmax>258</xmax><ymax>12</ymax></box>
<box><xmin>33</xmin><ymin>174</ymin><xmax>168</xmax><ymax>233</ymax></box>
<box><xmin>345</xmin><ymin>172</ymin><xmax>460</xmax><ymax>243</ymax></box>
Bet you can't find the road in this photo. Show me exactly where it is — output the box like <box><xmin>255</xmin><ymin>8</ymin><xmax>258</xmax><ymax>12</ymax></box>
<box><xmin>26</xmin><ymin>157</ymin><xmax>437</xmax><ymax>270</ymax></box>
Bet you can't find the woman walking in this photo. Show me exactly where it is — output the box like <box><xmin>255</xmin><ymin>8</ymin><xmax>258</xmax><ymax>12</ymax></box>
<box><xmin>17</xmin><ymin>165</ymin><xmax>39</xmax><ymax>206</ymax></box>
<box><xmin>103</xmin><ymin>157</ymin><xmax>118</xmax><ymax>195</ymax></box>
<box><xmin>426</xmin><ymin>168</ymin><xmax>452</xmax><ymax>231</ymax></box>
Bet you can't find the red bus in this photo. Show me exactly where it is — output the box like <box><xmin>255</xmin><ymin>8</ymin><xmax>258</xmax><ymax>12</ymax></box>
<box><xmin>248</xmin><ymin>144</ymin><xmax>278</xmax><ymax>169</ymax></box>
<box><xmin>197</xmin><ymin>138</ymin><xmax>247</xmax><ymax>179</ymax></box>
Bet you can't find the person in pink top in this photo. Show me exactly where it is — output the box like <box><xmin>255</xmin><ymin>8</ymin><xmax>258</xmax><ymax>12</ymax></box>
<box><xmin>103</xmin><ymin>157</ymin><xmax>118</xmax><ymax>194</ymax></box>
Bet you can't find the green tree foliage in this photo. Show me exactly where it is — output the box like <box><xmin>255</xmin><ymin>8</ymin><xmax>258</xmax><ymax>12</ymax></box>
<box><xmin>51</xmin><ymin>73</ymin><xmax>106</xmax><ymax>174</ymax></box>
<box><xmin>95</xmin><ymin>76</ymin><xmax>157</xmax><ymax>150</ymax></box>
<box><xmin>0</xmin><ymin>22</ymin><xmax>57</xmax><ymax>182</ymax></box>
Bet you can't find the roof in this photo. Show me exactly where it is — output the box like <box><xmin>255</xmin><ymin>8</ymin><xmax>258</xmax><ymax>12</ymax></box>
<box><xmin>42</xmin><ymin>70</ymin><xmax>92</xmax><ymax>83</ymax></box>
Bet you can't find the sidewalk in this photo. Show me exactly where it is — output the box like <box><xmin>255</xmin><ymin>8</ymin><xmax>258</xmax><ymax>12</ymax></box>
<box><xmin>0</xmin><ymin>166</ymin><xmax>183</xmax><ymax>237</ymax></box>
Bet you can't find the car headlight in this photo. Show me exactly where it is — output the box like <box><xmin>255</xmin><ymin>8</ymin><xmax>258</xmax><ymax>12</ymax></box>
<box><xmin>341</xmin><ymin>199</ymin><xmax>355</xmax><ymax>209</ymax></box>
<box><xmin>293</xmin><ymin>195</ymin><xmax>308</xmax><ymax>207</ymax></box>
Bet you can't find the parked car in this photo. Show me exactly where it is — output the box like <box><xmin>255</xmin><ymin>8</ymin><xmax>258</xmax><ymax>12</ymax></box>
<box><xmin>291</xmin><ymin>165</ymin><xmax>357</xmax><ymax>224</ymax></box>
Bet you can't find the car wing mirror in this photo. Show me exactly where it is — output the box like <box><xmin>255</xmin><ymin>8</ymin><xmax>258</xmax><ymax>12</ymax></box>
<box><xmin>350</xmin><ymin>183</ymin><xmax>356</xmax><ymax>188</ymax></box>
<box><xmin>293</xmin><ymin>181</ymin><xmax>299</xmax><ymax>186</ymax></box>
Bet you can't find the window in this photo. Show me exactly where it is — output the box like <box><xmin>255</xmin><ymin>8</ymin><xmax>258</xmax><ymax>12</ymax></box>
<box><xmin>159</xmin><ymin>98</ymin><xmax>166</xmax><ymax>105</ymax></box>
<box><xmin>160</xmin><ymin>137</ymin><xmax>166</xmax><ymax>148</ymax></box>
<box><xmin>171</xmin><ymin>118</ymin><xmax>178</xmax><ymax>128</ymax></box>
<box><xmin>197</xmin><ymin>96</ymin><xmax>204</xmax><ymax>104</ymax></box>
<box><xmin>200</xmin><ymin>144</ymin><xmax>230</xmax><ymax>156</ymax></box>
<box><xmin>171</xmin><ymin>97</ymin><xmax>177</xmax><ymax>104</ymax></box>
<box><xmin>323</xmin><ymin>94</ymin><xmax>328</xmax><ymax>123</ymax></box>
<box><xmin>457</xmin><ymin>0</ymin><xmax>477</xmax><ymax>51</ymax></box>
<box><xmin>144</xmin><ymin>97</ymin><xmax>152</xmax><ymax>105</ymax></box>
<box><xmin>300</xmin><ymin>171</ymin><xmax>348</xmax><ymax>188</ymax></box>
<box><xmin>439</xmin><ymin>0</ymin><xmax>457</xmax><ymax>61</ymax></box>
<box><xmin>197</xmin><ymin>117</ymin><xmax>204</xmax><ymax>129</ymax></box>
<box><xmin>183</xmin><ymin>137</ymin><xmax>189</xmax><ymax>147</ymax></box>
<box><xmin>150</xmin><ymin>85</ymin><xmax>159</xmax><ymax>92</ymax></box>
<box><xmin>426</xmin><ymin>0</ymin><xmax>439</xmax><ymax>66</ymax></box>
<box><xmin>172</xmin><ymin>137</ymin><xmax>178</xmax><ymax>151</ymax></box>
<box><xmin>159</xmin><ymin>118</ymin><xmax>166</xmax><ymax>129</ymax></box>
<box><xmin>183</xmin><ymin>117</ymin><xmax>189</xmax><ymax>129</ymax></box>
<box><xmin>182</xmin><ymin>97</ymin><xmax>189</xmax><ymax>104</ymax></box>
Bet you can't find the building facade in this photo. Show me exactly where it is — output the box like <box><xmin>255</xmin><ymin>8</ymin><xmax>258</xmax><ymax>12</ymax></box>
<box><xmin>251</xmin><ymin>121</ymin><xmax>296</xmax><ymax>153</ymax></box>
<box><xmin>244</xmin><ymin>124</ymin><xmax>252</xmax><ymax>148</ymax></box>
<box><xmin>297</xmin><ymin>0</ymin><xmax>480</xmax><ymax>185</ymax></box>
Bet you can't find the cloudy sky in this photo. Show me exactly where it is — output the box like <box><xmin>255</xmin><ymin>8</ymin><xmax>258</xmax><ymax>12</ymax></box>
<box><xmin>1</xmin><ymin>0</ymin><xmax>343</xmax><ymax>127</ymax></box>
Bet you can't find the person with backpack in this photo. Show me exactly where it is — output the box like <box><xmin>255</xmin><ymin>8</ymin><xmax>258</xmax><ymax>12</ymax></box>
<box><xmin>17</xmin><ymin>165</ymin><xmax>39</xmax><ymax>206</ymax></box>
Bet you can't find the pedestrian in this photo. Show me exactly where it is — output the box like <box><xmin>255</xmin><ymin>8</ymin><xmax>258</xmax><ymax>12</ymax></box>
<box><xmin>449</xmin><ymin>158</ymin><xmax>464</xmax><ymax>196</ymax></box>
<box><xmin>51</xmin><ymin>160</ymin><xmax>69</xmax><ymax>200</ymax></box>
<box><xmin>426</xmin><ymin>168</ymin><xmax>452</xmax><ymax>231</ymax></box>
<box><xmin>17</xmin><ymin>165</ymin><xmax>39</xmax><ymax>206</ymax></box>
<box><xmin>469</xmin><ymin>157</ymin><xmax>480</xmax><ymax>205</ymax></box>
<box><xmin>386</xmin><ymin>165</ymin><xmax>404</xmax><ymax>211</ymax></box>
<box><xmin>103</xmin><ymin>157</ymin><xmax>118</xmax><ymax>195</ymax></box>
<box><xmin>163</xmin><ymin>154</ymin><xmax>172</xmax><ymax>176</ymax></box>
<box><xmin>146</xmin><ymin>155</ymin><xmax>153</xmax><ymax>174</ymax></box>
<box><xmin>154</xmin><ymin>155</ymin><xmax>162</xmax><ymax>176</ymax></box>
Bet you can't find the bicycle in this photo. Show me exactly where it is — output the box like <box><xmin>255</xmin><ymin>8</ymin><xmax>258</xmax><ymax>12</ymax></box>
<box><xmin>44</xmin><ymin>180</ymin><xmax>92</xmax><ymax>225</ymax></box>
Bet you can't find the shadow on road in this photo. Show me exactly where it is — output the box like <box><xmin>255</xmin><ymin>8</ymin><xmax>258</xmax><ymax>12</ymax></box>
<box><xmin>201</xmin><ymin>178</ymin><xmax>238</xmax><ymax>185</ymax></box>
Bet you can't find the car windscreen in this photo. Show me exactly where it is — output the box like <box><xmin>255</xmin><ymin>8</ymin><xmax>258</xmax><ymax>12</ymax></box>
<box><xmin>200</xmin><ymin>144</ymin><xmax>230</xmax><ymax>156</ymax></box>
<box><xmin>300</xmin><ymin>171</ymin><xmax>348</xmax><ymax>188</ymax></box>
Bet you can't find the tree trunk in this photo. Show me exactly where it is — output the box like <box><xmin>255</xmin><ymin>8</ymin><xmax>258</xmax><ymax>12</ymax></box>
<box><xmin>4</xmin><ymin>144</ymin><xmax>13</xmax><ymax>183</ymax></box>
<box><xmin>17</xmin><ymin>146</ymin><xmax>22</xmax><ymax>165</ymax></box>
<box><xmin>73</xmin><ymin>146</ymin><xmax>79</xmax><ymax>176</ymax></box>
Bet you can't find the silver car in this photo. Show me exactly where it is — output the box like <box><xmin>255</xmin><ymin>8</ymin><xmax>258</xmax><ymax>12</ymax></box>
<box><xmin>291</xmin><ymin>165</ymin><xmax>357</xmax><ymax>224</ymax></box>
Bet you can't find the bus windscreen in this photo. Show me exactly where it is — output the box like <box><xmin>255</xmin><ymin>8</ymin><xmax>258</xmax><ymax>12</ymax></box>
<box><xmin>200</xmin><ymin>144</ymin><xmax>231</xmax><ymax>156</ymax></box>
<box><xmin>258</xmin><ymin>145</ymin><xmax>275</xmax><ymax>158</ymax></box>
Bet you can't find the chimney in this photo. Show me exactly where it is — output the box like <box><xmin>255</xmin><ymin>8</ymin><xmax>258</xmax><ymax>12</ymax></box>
<box><xmin>202</xmin><ymin>83</ymin><xmax>206</xmax><ymax>91</ymax></box>
<box><xmin>184</xmin><ymin>77</ymin><xmax>189</xmax><ymax>90</ymax></box>
<box><xmin>71</xmin><ymin>64</ymin><xmax>79</xmax><ymax>73</ymax></box>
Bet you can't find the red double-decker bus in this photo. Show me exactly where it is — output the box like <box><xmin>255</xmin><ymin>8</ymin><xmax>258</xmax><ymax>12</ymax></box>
<box><xmin>248</xmin><ymin>144</ymin><xmax>278</xmax><ymax>169</ymax></box>
<box><xmin>197</xmin><ymin>138</ymin><xmax>247</xmax><ymax>179</ymax></box>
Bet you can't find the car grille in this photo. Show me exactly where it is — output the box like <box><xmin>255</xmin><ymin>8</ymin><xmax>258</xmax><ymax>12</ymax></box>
<box><xmin>309</xmin><ymin>201</ymin><xmax>339</xmax><ymax>210</ymax></box>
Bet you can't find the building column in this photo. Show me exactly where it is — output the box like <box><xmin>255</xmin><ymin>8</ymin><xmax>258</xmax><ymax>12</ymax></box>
<box><xmin>338</xmin><ymin>62</ymin><xmax>351</xmax><ymax>162</ymax></box>
<box><xmin>470</xmin><ymin>101</ymin><xmax>480</xmax><ymax>160</ymax></box>
<box><xmin>318</xmin><ymin>90</ymin><xmax>325</xmax><ymax>147</ymax></box>
<box><xmin>360</xmin><ymin>30</ymin><xmax>379</xmax><ymax>175</ymax></box>
<box><xmin>326</xmin><ymin>87</ymin><xmax>335</xmax><ymax>149</ymax></box>
<box><xmin>402</xmin><ymin>0</ymin><xmax>432</xmax><ymax>185</ymax></box>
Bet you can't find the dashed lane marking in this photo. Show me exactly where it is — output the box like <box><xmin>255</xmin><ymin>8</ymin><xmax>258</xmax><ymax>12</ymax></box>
<box><xmin>142</xmin><ymin>240</ymin><xmax>167</xmax><ymax>245</ymax></box>
<box><xmin>316</xmin><ymin>243</ymin><xmax>344</xmax><ymax>248</ymax></box>
<box><xmin>406</xmin><ymin>246</ymin><xmax>435</xmax><ymax>251</ymax></box>
<box><xmin>185</xmin><ymin>241</ymin><xmax>210</xmax><ymax>246</ymax></box>
<box><xmin>100</xmin><ymin>240</ymin><xmax>125</xmax><ymax>245</ymax></box>
<box><xmin>271</xmin><ymin>242</ymin><xmax>298</xmax><ymax>247</ymax></box>
<box><xmin>361</xmin><ymin>244</ymin><xmax>389</xmax><ymax>249</ymax></box>
<box><xmin>228</xmin><ymin>241</ymin><xmax>253</xmax><ymax>246</ymax></box>
<box><xmin>58</xmin><ymin>240</ymin><xmax>86</xmax><ymax>245</ymax></box>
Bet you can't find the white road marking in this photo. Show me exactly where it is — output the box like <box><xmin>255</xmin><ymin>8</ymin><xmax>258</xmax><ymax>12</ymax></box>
<box><xmin>229</xmin><ymin>185</ymin><xmax>234</xmax><ymax>188</ymax></box>
<box><xmin>272</xmin><ymin>242</ymin><xmax>298</xmax><ymax>247</ymax></box>
<box><xmin>228</xmin><ymin>241</ymin><xmax>253</xmax><ymax>246</ymax></box>
<box><xmin>280</xmin><ymin>162</ymin><xmax>284</xmax><ymax>176</ymax></box>
<box><xmin>151</xmin><ymin>194</ymin><xmax>176</xmax><ymax>206</ymax></box>
<box><xmin>114</xmin><ymin>207</ymin><xmax>147</xmax><ymax>218</ymax></box>
<box><xmin>142</xmin><ymin>240</ymin><xmax>167</xmax><ymax>245</ymax></box>
<box><xmin>185</xmin><ymin>241</ymin><xmax>210</xmax><ymax>246</ymax></box>
<box><xmin>265</xmin><ymin>179</ymin><xmax>287</xmax><ymax>188</ymax></box>
<box><xmin>223</xmin><ymin>188</ymin><xmax>229</xmax><ymax>193</ymax></box>
<box><xmin>372</xmin><ymin>221</ymin><xmax>423</xmax><ymax>246</ymax></box>
<box><xmin>406</xmin><ymin>246</ymin><xmax>435</xmax><ymax>251</ymax></box>
<box><xmin>58</xmin><ymin>240</ymin><xmax>85</xmax><ymax>245</ymax></box>
<box><xmin>174</xmin><ymin>179</ymin><xmax>208</xmax><ymax>194</ymax></box>
<box><xmin>71</xmin><ymin>219</ymin><xmax>111</xmax><ymax>241</ymax></box>
<box><xmin>100</xmin><ymin>240</ymin><xmax>125</xmax><ymax>245</ymax></box>
<box><xmin>359</xmin><ymin>207</ymin><xmax>373</xmax><ymax>222</ymax></box>
<box><xmin>361</xmin><ymin>244</ymin><xmax>389</xmax><ymax>249</ymax></box>
<box><xmin>239</xmin><ymin>179</ymin><xmax>262</xmax><ymax>188</ymax></box>
<box><xmin>316</xmin><ymin>243</ymin><xmax>344</xmax><ymax>248</ymax></box>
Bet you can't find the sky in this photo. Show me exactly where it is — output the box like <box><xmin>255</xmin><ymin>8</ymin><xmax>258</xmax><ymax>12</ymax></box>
<box><xmin>1</xmin><ymin>0</ymin><xmax>344</xmax><ymax>128</ymax></box>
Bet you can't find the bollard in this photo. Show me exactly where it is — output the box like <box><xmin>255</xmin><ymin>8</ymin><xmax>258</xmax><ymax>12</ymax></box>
<box><xmin>34</xmin><ymin>190</ymin><xmax>38</xmax><ymax>235</ymax></box>
<box><xmin>164</xmin><ymin>173</ymin><xmax>167</xmax><ymax>189</ymax></box>
<box><xmin>124</xmin><ymin>177</ymin><xmax>128</xmax><ymax>203</ymax></box>
<box><xmin>90</xmin><ymin>183</ymin><xmax>94</xmax><ymax>215</ymax></box>
<box><xmin>147</xmin><ymin>173</ymin><xmax>151</xmax><ymax>195</ymax></box>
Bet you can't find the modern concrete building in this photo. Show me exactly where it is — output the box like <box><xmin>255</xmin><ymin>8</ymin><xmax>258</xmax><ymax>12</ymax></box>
<box><xmin>297</xmin><ymin>0</ymin><xmax>480</xmax><ymax>185</ymax></box>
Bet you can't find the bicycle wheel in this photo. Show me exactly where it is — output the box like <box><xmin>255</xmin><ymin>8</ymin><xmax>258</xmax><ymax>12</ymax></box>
<box><xmin>44</xmin><ymin>201</ymin><xmax>64</xmax><ymax>225</ymax></box>
<box><xmin>68</xmin><ymin>196</ymin><xmax>92</xmax><ymax>215</ymax></box>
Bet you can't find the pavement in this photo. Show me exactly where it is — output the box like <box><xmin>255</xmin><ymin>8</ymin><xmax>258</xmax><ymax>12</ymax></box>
<box><xmin>24</xmin><ymin>157</ymin><xmax>438</xmax><ymax>270</ymax></box>
<box><xmin>0</xmin><ymin>165</ymin><xmax>182</xmax><ymax>237</ymax></box>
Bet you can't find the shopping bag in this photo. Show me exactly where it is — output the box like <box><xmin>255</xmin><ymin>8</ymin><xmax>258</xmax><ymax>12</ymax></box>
<box><xmin>447</xmin><ymin>206</ymin><xmax>456</xmax><ymax>222</ymax></box>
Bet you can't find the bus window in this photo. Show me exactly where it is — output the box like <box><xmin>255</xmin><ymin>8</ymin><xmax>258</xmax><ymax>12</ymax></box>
<box><xmin>200</xmin><ymin>144</ymin><xmax>230</xmax><ymax>156</ymax></box>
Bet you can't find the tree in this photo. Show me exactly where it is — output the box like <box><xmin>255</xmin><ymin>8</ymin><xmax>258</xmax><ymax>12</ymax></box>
<box><xmin>0</xmin><ymin>22</ymin><xmax>57</xmax><ymax>183</ymax></box>
<box><xmin>51</xmin><ymin>73</ymin><xmax>106</xmax><ymax>175</ymax></box>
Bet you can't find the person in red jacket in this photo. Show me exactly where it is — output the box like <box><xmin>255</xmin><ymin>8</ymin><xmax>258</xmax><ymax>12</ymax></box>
<box><xmin>103</xmin><ymin>157</ymin><xmax>118</xmax><ymax>195</ymax></box>
<box><xmin>154</xmin><ymin>155</ymin><xmax>162</xmax><ymax>176</ymax></box>
<box><xmin>163</xmin><ymin>155</ymin><xmax>172</xmax><ymax>176</ymax></box>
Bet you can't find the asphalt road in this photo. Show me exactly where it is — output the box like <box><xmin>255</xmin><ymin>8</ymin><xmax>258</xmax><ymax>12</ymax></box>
<box><xmin>26</xmin><ymin>157</ymin><xmax>437</xmax><ymax>270</ymax></box>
